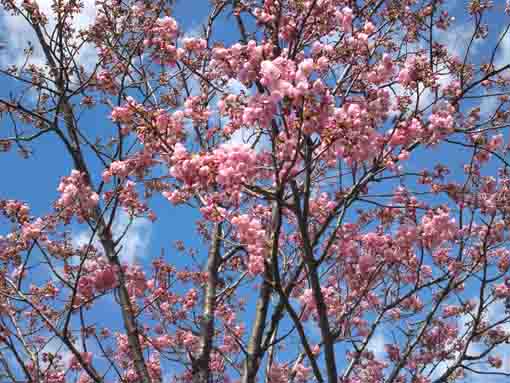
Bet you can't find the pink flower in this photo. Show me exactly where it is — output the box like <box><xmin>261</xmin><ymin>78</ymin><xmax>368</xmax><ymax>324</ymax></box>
<box><xmin>489</xmin><ymin>355</ymin><xmax>503</xmax><ymax>368</ymax></box>
<box><xmin>69</xmin><ymin>352</ymin><xmax>93</xmax><ymax>370</ymax></box>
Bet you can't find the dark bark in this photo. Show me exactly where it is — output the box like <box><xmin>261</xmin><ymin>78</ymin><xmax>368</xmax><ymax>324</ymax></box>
<box><xmin>192</xmin><ymin>223</ymin><xmax>222</xmax><ymax>383</ymax></box>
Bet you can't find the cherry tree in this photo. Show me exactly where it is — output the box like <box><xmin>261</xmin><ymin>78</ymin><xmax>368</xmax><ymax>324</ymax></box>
<box><xmin>2</xmin><ymin>0</ymin><xmax>510</xmax><ymax>382</ymax></box>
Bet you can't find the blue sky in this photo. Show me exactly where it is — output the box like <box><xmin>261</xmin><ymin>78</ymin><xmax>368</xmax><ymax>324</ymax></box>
<box><xmin>1</xmin><ymin>0</ymin><xmax>510</xmax><ymax>382</ymax></box>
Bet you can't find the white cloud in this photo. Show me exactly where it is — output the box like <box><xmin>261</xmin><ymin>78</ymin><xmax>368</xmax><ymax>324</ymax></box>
<box><xmin>73</xmin><ymin>211</ymin><xmax>152</xmax><ymax>263</ymax></box>
<box><xmin>388</xmin><ymin>19</ymin><xmax>476</xmax><ymax>117</ymax></box>
<box><xmin>225</xmin><ymin>125</ymin><xmax>258</xmax><ymax>146</ymax></box>
<box><xmin>429</xmin><ymin>300</ymin><xmax>510</xmax><ymax>382</ymax></box>
<box><xmin>385</xmin><ymin>18</ymin><xmax>485</xmax><ymax>121</ymax></box>
<box><xmin>39</xmin><ymin>336</ymin><xmax>83</xmax><ymax>370</ymax></box>
<box><xmin>478</xmin><ymin>26</ymin><xmax>510</xmax><ymax>118</ymax></box>
<box><xmin>493</xmin><ymin>27</ymin><xmax>510</xmax><ymax>72</ymax></box>
<box><xmin>0</xmin><ymin>0</ymin><xmax>98</xmax><ymax>72</ymax></box>
<box><xmin>367</xmin><ymin>331</ymin><xmax>386</xmax><ymax>359</ymax></box>
<box><xmin>221</xmin><ymin>80</ymin><xmax>271</xmax><ymax>151</ymax></box>
<box><xmin>226</xmin><ymin>78</ymin><xmax>249</xmax><ymax>95</ymax></box>
<box><xmin>114</xmin><ymin>212</ymin><xmax>152</xmax><ymax>263</ymax></box>
<box><xmin>437</xmin><ymin>21</ymin><xmax>482</xmax><ymax>61</ymax></box>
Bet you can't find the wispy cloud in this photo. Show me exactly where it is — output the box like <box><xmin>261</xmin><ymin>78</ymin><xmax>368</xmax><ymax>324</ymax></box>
<box><xmin>437</xmin><ymin>20</ymin><xmax>483</xmax><ymax>60</ymax></box>
<box><xmin>221</xmin><ymin>79</ymin><xmax>272</xmax><ymax>151</ymax></box>
<box><xmin>73</xmin><ymin>211</ymin><xmax>152</xmax><ymax>263</ymax></box>
<box><xmin>367</xmin><ymin>331</ymin><xmax>386</xmax><ymax>359</ymax></box>
<box><xmin>38</xmin><ymin>336</ymin><xmax>84</xmax><ymax>370</ymax></box>
<box><xmin>478</xmin><ymin>26</ymin><xmax>510</xmax><ymax>118</ymax></box>
<box><xmin>0</xmin><ymin>0</ymin><xmax>98</xmax><ymax>71</ymax></box>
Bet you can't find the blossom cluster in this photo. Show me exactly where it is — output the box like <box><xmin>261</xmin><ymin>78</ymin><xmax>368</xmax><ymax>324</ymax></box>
<box><xmin>55</xmin><ymin>170</ymin><xmax>99</xmax><ymax>222</ymax></box>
